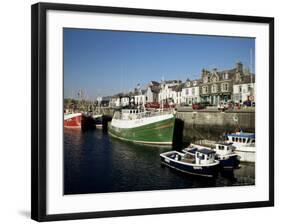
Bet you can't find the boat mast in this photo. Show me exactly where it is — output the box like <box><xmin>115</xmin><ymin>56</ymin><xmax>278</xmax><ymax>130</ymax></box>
<box><xmin>250</xmin><ymin>48</ymin><xmax>253</xmax><ymax>84</ymax></box>
<box><xmin>161</xmin><ymin>75</ymin><xmax>164</xmax><ymax>112</ymax></box>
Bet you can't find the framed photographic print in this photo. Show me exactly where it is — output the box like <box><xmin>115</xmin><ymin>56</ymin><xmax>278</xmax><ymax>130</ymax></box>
<box><xmin>31</xmin><ymin>2</ymin><xmax>274</xmax><ymax>222</ymax></box>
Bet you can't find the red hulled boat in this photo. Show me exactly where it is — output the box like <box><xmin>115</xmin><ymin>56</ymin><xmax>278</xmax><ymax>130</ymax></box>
<box><xmin>64</xmin><ymin>113</ymin><xmax>82</xmax><ymax>128</ymax></box>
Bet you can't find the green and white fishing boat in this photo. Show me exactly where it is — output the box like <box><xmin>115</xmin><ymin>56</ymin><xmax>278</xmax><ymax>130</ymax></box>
<box><xmin>108</xmin><ymin>108</ymin><xmax>175</xmax><ymax>145</ymax></box>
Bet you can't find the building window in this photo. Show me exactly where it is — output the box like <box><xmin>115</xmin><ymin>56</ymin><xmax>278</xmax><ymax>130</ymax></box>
<box><xmin>248</xmin><ymin>84</ymin><xmax>251</xmax><ymax>92</ymax></box>
<box><xmin>192</xmin><ymin>88</ymin><xmax>195</xmax><ymax>95</ymax></box>
<box><xmin>211</xmin><ymin>84</ymin><xmax>217</xmax><ymax>93</ymax></box>
<box><xmin>202</xmin><ymin>86</ymin><xmax>208</xmax><ymax>94</ymax></box>
<box><xmin>221</xmin><ymin>83</ymin><xmax>229</xmax><ymax>92</ymax></box>
<box><xmin>239</xmin><ymin>85</ymin><xmax>242</xmax><ymax>93</ymax></box>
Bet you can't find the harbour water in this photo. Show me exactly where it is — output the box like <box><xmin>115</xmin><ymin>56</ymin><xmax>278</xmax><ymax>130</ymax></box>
<box><xmin>64</xmin><ymin>127</ymin><xmax>255</xmax><ymax>195</ymax></box>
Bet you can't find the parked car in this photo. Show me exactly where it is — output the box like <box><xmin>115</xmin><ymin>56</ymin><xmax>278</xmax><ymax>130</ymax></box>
<box><xmin>192</xmin><ymin>103</ymin><xmax>205</xmax><ymax>110</ymax></box>
<box><xmin>243</xmin><ymin>100</ymin><xmax>255</xmax><ymax>107</ymax></box>
<box><xmin>145</xmin><ymin>102</ymin><xmax>175</xmax><ymax>109</ymax></box>
<box><xmin>217</xmin><ymin>101</ymin><xmax>230</xmax><ymax>111</ymax></box>
<box><xmin>145</xmin><ymin>102</ymin><xmax>160</xmax><ymax>109</ymax></box>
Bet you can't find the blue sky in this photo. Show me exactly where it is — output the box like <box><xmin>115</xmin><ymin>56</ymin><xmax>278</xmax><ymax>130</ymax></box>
<box><xmin>64</xmin><ymin>28</ymin><xmax>255</xmax><ymax>100</ymax></box>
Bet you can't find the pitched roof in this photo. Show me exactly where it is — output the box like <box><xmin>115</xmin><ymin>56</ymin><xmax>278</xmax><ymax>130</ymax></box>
<box><xmin>150</xmin><ymin>85</ymin><xmax>160</xmax><ymax>93</ymax></box>
<box><xmin>165</xmin><ymin>80</ymin><xmax>182</xmax><ymax>84</ymax></box>
<box><xmin>141</xmin><ymin>89</ymin><xmax>147</xmax><ymax>94</ymax></box>
<box><xmin>241</xmin><ymin>75</ymin><xmax>256</xmax><ymax>83</ymax></box>
<box><xmin>168</xmin><ymin>83</ymin><xmax>185</xmax><ymax>92</ymax></box>
<box><xmin>150</xmin><ymin>81</ymin><xmax>160</xmax><ymax>86</ymax></box>
<box><xmin>174</xmin><ymin>83</ymin><xmax>185</xmax><ymax>92</ymax></box>
<box><xmin>169</xmin><ymin>85</ymin><xmax>179</xmax><ymax>91</ymax></box>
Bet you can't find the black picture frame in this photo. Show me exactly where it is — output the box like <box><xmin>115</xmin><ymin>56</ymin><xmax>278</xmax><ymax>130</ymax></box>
<box><xmin>31</xmin><ymin>2</ymin><xmax>274</xmax><ymax>222</ymax></box>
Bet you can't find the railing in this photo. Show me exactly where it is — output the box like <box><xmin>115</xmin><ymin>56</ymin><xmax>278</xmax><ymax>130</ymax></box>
<box><xmin>113</xmin><ymin>108</ymin><xmax>174</xmax><ymax>120</ymax></box>
<box><xmin>194</xmin><ymin>139</ymin><xmax>216</xmax><ymax>148</ymax></box>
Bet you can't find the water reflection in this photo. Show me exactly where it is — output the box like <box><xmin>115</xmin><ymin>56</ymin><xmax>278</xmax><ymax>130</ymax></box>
<box><xmin>64</xmin><ymin>128</ymin><xmax>255</xmax><ymax>195</ymax></box>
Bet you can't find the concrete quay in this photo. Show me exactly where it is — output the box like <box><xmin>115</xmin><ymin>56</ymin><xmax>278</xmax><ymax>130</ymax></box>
<box><xmin>175</xmin><ymin>107</ymin><xmax>255</xmax><ymax>142</ymax></box>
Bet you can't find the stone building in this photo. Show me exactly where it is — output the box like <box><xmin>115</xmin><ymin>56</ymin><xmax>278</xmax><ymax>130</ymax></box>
<box><xmin>199</xmin><ymin>62</ymin><xmax>250</xmax><ymax>105</ymax></box>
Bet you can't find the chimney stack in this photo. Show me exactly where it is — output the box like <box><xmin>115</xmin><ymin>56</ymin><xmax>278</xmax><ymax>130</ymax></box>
<box><xmin>236</xmin><ymin>61</ymin><xmax>243</xmax><ymax>72</ymax></box>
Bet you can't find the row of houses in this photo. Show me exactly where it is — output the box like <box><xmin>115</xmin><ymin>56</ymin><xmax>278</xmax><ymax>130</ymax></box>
<box><xmin>97</xmin><ymin>62</ymin><xmax>255</xmax><ymax>107</ymax></box>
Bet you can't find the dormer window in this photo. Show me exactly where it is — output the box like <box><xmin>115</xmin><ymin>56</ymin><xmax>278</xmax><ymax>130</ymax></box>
<box><xmin>193</xmin><ymin>81</ymin><xmax>197</xmax><ymax>86</ymax></box>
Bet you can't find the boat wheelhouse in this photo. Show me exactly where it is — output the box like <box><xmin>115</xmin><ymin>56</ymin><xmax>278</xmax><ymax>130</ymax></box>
<box><xmin>225</xmin><ymin>131</ymin><xmax>255</xmax><ymax>162</ymax></box>
<box><xmin>183</xmin><ymin>142</ymin><xmax>240</xmax><ymax>169</ymax></box>
<box><xmin>225</xmin><ymin>132</ymin><xmax>255</xmax><ymax>147</ymax></box>
<box><xmin>160</xmin><ymin>148</ymin><xmax>219</xmax><ymax>177</ymax></box>
<box><xmin>108</xmin><ymin>108</ymin><xmax>175</xmax><ymax>145</ymax></box>
<box><xmin>214</xmin><ymin>143</ymin><xmax>240</xmax><ymax>169</ymax></box>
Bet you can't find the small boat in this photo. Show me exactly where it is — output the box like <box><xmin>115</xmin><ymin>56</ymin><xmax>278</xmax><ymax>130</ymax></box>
<box><xmin>160</xmin><ymin>148</ymin><xmax>219</xmax><ymax>177</ymax></box>
<box><xmin>213</xmin><ymin>143</ymin><xmax>240</xmax><ymax>169</ymax></box>
<box><xmin>224</xmin><ymin>131</ymin><xmax>255</xmax><ymax>162</ymax></box>
<box><xmin>64</xmin><ymin>113</ymin><xmax>82</xmax><ymax>128</ymax></box>
<box><xmin>92</xmin><ymin>114</ymin><xmax>103</xmax><ymax>129</ymax></box>
<box><xmin>183</xmin><ymin>143</ymin><xmax>240</xmax><ymax>169</ymax></box>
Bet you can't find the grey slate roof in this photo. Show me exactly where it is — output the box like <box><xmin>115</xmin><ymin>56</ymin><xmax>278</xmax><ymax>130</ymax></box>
<box><xmin>150</xmin><ymin>81</ymin><xmax>160</xmax><ymax>86</ymax></box>
<box><xmin>150</xmin><ymin>85</ymin><xmax>160</xmax><ymax>93</ymax></box>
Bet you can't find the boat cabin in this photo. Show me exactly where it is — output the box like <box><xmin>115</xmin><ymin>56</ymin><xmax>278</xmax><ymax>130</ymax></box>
<box><xmin>225</xmin><ymin>132</ymin><xmax>255</xmax><ymax>146</ymax></box>
<box><xmin>214</xmin><ymin>143</ymin><xmax>235</xmax><ymax>156</ymax></box>
<box><xmin>112</xmin><ymin>108</ymin><xmax>146</xmax><ymax>120</ymax></box>
<box><xmin>195</xmin><ymin>149</ymin><xmax>216</xmax><ymax>165</ymax></box>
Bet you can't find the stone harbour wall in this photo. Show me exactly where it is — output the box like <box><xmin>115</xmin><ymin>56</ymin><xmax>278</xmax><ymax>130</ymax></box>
<box><xmin>175</xmin><ymin>110</ymin><xmax>255</xmax><ymax>142</ymax></box>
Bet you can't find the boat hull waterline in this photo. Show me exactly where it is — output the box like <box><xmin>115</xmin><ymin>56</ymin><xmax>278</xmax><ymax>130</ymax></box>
<box><xmin>225</xmin><ymin>132</ymin><xmax>255</xmax><ymax>162</ymax></box>
<box><xmin>160</xmin><ymin>151</ymin><xmax>220</xmax><ymax>177</ymax></box>
<box><xmin>108</xmin><ymin>114</ymin><xmax>175</xmax><ymax>145</ymax></box>
<box><xmin>234</xmin><ymin>149</ymin><xmax>255</xmax><ymax>163</ymax></box>
<box><xmin>64</xmin><ymin>113</ymin><xmax>82</xmax><ymax>128</ymax></box>
<box><xmin>217</xmin><ymin>154</ymin><xmax>240</xmax><ymax>169</ymax></box>
<box><xmin>186</xmin><ymin>144</ymin><xmax>240</xmax><ymax>169</ymax></box>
